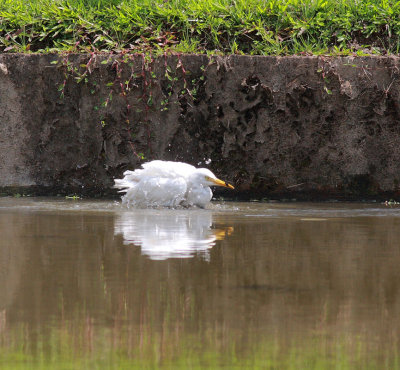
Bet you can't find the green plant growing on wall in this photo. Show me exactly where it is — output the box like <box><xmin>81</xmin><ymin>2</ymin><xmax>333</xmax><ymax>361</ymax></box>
<box><xmin>52</xmin><ymin>50</ymin><xmax>207</xmax><ymax>161</ymax></box>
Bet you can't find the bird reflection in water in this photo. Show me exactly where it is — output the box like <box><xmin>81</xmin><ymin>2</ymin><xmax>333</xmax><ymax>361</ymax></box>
<box><xmin>114</xmin><ymin>209</ymin><xmax>233</xmax><ymax>260</ymax></box>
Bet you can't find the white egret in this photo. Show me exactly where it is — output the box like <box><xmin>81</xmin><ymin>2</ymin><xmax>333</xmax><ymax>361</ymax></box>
<box><xmin>114</xmin><ymin>160</ymin><xmax>234</xmax><ymax>208</ymax></box>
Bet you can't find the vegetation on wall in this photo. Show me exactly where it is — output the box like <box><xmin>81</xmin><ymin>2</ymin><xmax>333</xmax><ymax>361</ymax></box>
<box><xmin>1</xmin><ymin>0</ymin><xmax>400</xmax><ymax>55</ymax></box>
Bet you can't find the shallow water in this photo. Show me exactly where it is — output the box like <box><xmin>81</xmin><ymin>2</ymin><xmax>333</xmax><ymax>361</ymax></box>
<box><xmin>1</xmin><ymin>197</ymin><xmax>400</xmax><ymax>368</ymax></box>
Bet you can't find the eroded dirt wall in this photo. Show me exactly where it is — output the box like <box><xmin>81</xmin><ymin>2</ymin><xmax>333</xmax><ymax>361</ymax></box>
<box><xmin>0</xmin><ymin>54</ymin><xmax>400</xmax><ymax>200</ymax></box>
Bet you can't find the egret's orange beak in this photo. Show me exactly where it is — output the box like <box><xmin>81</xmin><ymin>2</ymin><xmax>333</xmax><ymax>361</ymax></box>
<box><xmin>211</xmin><ymin>178</ymin><xmax>235</xmax><ymax>189</ymax></box>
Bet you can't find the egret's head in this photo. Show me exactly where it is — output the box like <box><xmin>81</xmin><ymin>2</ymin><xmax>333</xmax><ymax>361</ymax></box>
<box><xmin>193</xmin><ymin>168</ymin><xmax>234</xmax><ymax>189</ymax></box>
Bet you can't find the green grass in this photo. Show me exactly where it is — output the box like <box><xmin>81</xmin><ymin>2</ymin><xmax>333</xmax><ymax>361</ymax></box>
<box><xmin>1</xmin><ymin>0</ymin><xmax>400</xmax><ymax>55</ymax></box>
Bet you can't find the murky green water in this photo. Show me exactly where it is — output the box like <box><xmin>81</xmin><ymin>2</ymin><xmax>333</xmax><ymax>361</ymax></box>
<box><xmin>1</xmin><ymin>197</ymin><xmax>400</xmax><ymax>368</ymax></box>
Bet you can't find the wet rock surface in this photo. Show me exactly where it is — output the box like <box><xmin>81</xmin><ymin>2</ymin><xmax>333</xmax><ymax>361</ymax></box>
<box><xmin>1</xmin><ymin>54</ymin><xmax>400</xmax><ymax>200</ymax></box>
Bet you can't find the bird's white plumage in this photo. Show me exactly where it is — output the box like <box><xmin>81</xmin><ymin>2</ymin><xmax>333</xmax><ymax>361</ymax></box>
<box><xmin>114</xmin><ymin>160</ymin><xmax>233</xmax><ymax>208</ymax></box>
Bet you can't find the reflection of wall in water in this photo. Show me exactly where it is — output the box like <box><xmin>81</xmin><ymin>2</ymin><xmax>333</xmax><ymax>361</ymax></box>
<box><xmin>1</xmin><ymin>210</ymin><xmax>400</xmax><ymax>356</ymax></box>
<box><xmin>0</xmin><ymin>213</ymin><xmax>29</xmax><ymax>311</ymax></box>
<box><xmin>0</xmin><ymin>212</ymin><xmax>117</xmax><ymax>322</ymax></box>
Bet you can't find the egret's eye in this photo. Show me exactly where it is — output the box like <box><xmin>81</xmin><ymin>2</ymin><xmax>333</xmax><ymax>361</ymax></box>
<box><xmin>205</xmin><ymin>175</ymin><xmax>212</xmax><ymax>181</ymax></box>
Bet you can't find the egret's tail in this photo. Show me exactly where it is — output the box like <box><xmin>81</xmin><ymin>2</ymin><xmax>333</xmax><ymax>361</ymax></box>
<box><xmin>114</xmin><ymin>179</ymin><xmax>130</xmax><ymax>192</ymax></box>
<box><xmin>114</xmin><ymin>170</ymin><xmax>140</xmax><ymax>193</ymax></box>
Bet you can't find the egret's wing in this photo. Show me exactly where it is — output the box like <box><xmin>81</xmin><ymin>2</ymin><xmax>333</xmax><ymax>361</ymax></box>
<box><xmin>114</xmin><ymin>160</ymin><xmax>196</xmax><ymax>192</ymax></box>
<box><xmin>141</xmin><ymin>160</ymin><xmax>196</xmax><ymax>179</ymax></box>
<box><xmin>122</xmin><ymin>177</ymin><xmax>187</xmax><ymax>208</ymax></box>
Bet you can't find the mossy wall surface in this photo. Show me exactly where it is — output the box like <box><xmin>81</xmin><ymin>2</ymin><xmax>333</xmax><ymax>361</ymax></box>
<box><xmin>1</xmin><ymin>54</ymin><xmax>400</xmax><ymax>200</ymax></box>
